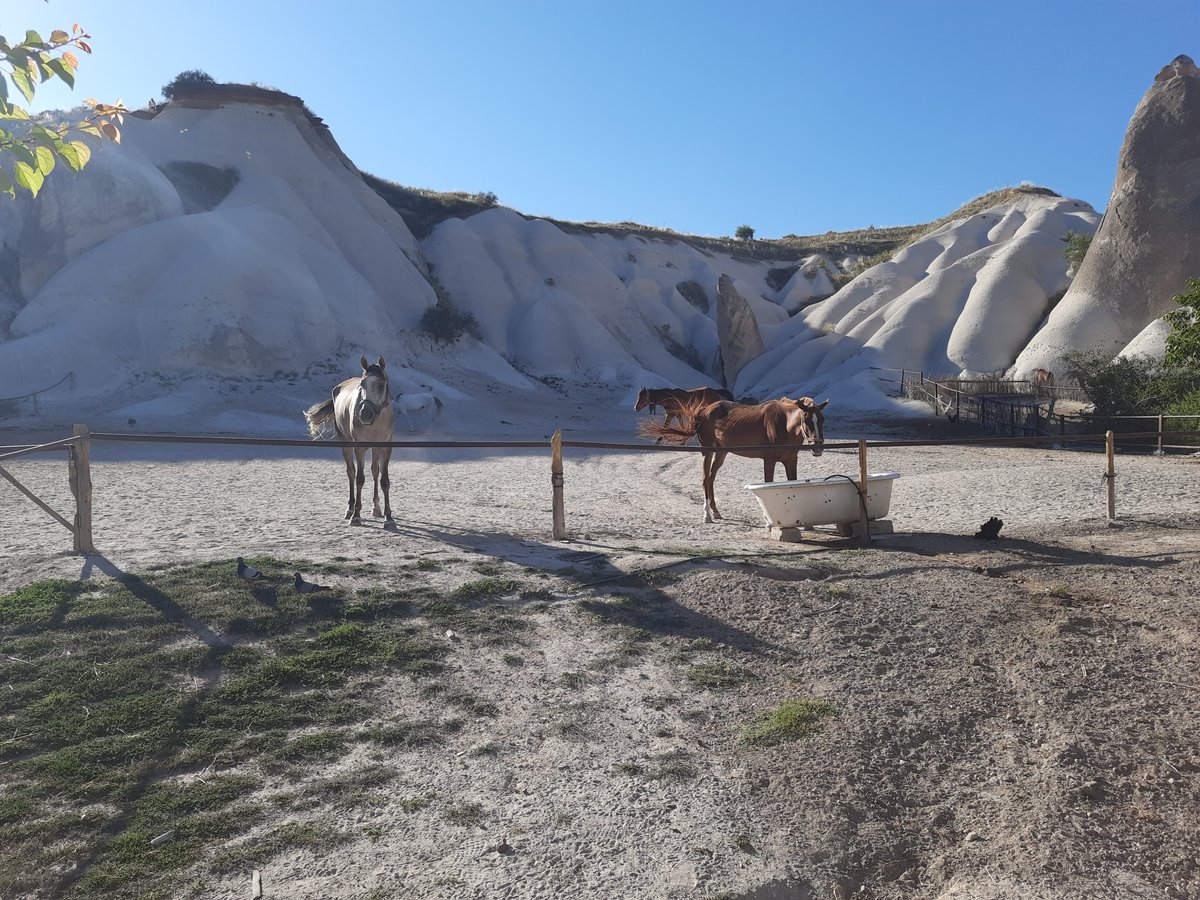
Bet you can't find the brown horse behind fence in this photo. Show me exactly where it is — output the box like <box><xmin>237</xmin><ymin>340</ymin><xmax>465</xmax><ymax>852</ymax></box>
<box><xmin>635</xmin><ymin>386</ymin><xmax>734</xmax><ymax>427</ymax></box>
<box><xmin>639</xmin><ymin>396</ymin><xmax>828</xmax><ymax>523</ymax></box>
<box><xmin>1031</xmin><ymin>368</ymin><xmax>1055</xmax><ymax>394</ymax></box>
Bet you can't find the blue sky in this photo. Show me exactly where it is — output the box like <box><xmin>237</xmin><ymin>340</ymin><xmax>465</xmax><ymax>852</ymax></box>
<box><xmin>11</xmin><ymin>0</ymin><xmax>1198</xmax><ymax>238</ymax></box>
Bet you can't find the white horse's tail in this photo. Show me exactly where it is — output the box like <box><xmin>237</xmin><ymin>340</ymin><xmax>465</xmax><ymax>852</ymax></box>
<box><xmin>303</xmin><ymin>398</ymin><xmax>336</xmax><ymax>439</ymax></box>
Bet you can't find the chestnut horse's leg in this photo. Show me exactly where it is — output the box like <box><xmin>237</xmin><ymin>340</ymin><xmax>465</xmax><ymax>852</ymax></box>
<box><xmin>783</xmin><ymin>452</ymin><xmax>798</xmax><ymax>481</ymax></box>
<box><xmin>703</xmin><ymin>450</ymin><xmax>728</xmax><ymax>522</ymax></box>
<box><xmin>342</xmin><ymin>446</ymin><xmax>357</xmax><ymax>520</ymax></box>
<box><xmin>762</xmin><ymin>457</ymin><xmax>776</xmax><ymax>483</ymax></box>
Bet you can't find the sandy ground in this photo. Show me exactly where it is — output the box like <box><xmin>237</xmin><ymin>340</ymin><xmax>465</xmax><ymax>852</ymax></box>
<box><xmin>2</xmin><ymin>418</ymin><xmax>1199</xmax><ymax>899</ymax></box>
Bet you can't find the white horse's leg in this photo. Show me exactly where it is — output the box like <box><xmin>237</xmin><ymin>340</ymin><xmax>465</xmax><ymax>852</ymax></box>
<box><xmin>349</xmin><ymin>448</ymin><xmax>366</xmax><ymax>524</ymax></box>
<box><xmin>342</xmin><ymin>447</ymin><xmax>357</xmax><ymax>520</ymax></box>
<box><xmin>379</xmin><ymin>446</ymin><xmax>394</xmax><ymax>525</ymax></box>
<box><xmin>370</xmin><ymin>451</ymin><xmax>383</xmax><ymax>517</ymax></box>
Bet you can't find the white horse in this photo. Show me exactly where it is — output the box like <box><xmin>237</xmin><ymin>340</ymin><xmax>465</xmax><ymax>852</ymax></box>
<box><xmin>303</xmin><ymin>355</ymin><xmax>395</xmax><ymax>526</ymax></box>
<box><xmin>394</xmin><ymin>392</ymin><xmax>443</xmax><ymax>432</ymax></box>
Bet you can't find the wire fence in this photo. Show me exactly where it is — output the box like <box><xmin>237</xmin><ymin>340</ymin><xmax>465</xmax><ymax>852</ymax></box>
<box><xmin>5</xmin><ymin>421</ymin><xmax>1200</xmax><ymax>557</ymax></box>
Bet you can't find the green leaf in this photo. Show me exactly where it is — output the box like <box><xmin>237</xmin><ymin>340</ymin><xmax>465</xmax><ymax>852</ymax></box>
<box><xmin>57</xmin><ymin>140</ymin><xmax>90</xmax><ymax>171</ymax></box>
<box><xmin>47</xmin><ymin>57</ymin><xmax>75</xmax><ymax>89</ymax></box>
<box><xmin>10</xmin><ymin>67</ymin><xmax>34</xmax><ymax>104</ymax></box>
<box><xmin>9</xmin><ymin>142</ymin><xmax>35</xmax><ymax>167</ymax></box>
<box><xmin>24</xmin><ymin>30</ymin><xmax>45</xmax><ymax>47</ymax></box>
<box><xmin>0</xmin><ymin>105</ymin><xmax>31</xmax><ymax>122</ymax></box>
<box><xmin>0</xmin><ymin>167</ymin><xmax>15</xmax><ymax>198</ymax></box>
<box><xmin>13</xmin><ymin>160</ymin><xmax>44</xmax><ymax>197</ymax></box>
<box><xmin>34</xmin><ymin>145</ymin><xmax>55</xmax><ymax>177</ymax></box>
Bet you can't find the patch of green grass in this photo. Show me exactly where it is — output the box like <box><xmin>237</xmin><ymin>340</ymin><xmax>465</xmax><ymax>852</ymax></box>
<box><xmin>358</xmin><ymin>719</ymin><xmax>456</xmax><ymax>748</ymax></box>
<box><xmin>414</xmin><ymin>557</ymin><xmax>441</xmax><ymax>571</ymax></box>
<box><xmin>451</xmin><ymin>578</ymin><xmax>521</xmax><ymax>600</ymax></box>
<box><xmin>686</xmin><ymin>663</ymin><xmax>755</xmax><ymax>690</ymax></box>
<box><xmin>560</xmin><ymin>671</ymin><xmax>587</xmax><ymax>690</ymax></box>
<box><xmin>470</xmin><ymin>560</ymin><xmax>507</xmax><ymax>576</ymax></box>
<box><xmin>210</xmin><ymin>821</ymin><xmax>350</xmax><ymax>875</ymax></box>
<box><xmin>0</xmin><ymin>559</ymin><xmax>450</xmax><ymax>900</ymax></box>
<box><xmin>443</xmin><ymin>801</ymin><xmax>486</xmax><ymax>826</ymax></box>
<box><xmin>260</xmin><ymin>730</ymin><xmax>348</xmax><ymax>773</ymax></box>
<box><xmin>502</xmin><ymin>653</ymin><xmax>524</xmax><ymax>667</ymax></box>
<box><xmin>398</xmin><ymin>795</ymin><xmax>433</xmax><ymax>813</ymax></box>
<box><xmin>740</xmin><ymin>699</ymin><xmax>837</xmax><ymax>748</ymax></box>
<box><xmin>827</xmin><ymin>585</ymin><xmax>852</xmax><ymax>598</ymax></box>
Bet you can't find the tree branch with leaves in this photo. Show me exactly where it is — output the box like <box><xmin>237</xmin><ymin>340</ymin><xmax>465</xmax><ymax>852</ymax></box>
<box><xmin>0</xmin><ymin>22</ymin><xmax>126</xmax><ymax>197</ymax></box>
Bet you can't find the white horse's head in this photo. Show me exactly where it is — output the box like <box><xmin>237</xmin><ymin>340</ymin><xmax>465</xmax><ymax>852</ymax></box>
<box><xmin>356</xmin><ymin>355</ymin><xmax>390</xmax><ymax>426</ymax></box>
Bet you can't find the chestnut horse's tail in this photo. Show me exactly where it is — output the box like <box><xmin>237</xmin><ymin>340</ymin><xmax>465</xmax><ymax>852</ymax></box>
<box><xmin>637</xmin><ymin>396</ymin><xmax>716</xmax><ymax>445</ymax></box>
<box><xmin>304</xmin><ymin>398</ymin><xmax>336</xmax><ymax>439</ymax></box>
<box><xmin>638</xmin><ymin>417</ymin><xmax>697</xmax><ymax>445</ymax></box>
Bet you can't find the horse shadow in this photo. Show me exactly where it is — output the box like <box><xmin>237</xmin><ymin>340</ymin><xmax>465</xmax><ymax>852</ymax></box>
<box><xmin>378</xmin><ymin>517</ymin><xmax>798</xmax><ymax>660</ymax></box>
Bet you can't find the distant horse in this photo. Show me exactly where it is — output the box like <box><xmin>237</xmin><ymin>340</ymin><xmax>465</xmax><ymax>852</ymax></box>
<box><xmin>640</xmin><ymin>396</ymin><xmax>829</xmax><ymax>523</ymax></box>
<box><xmin>1031</xmin><ymin>368</ymin><xmax>1055</xmax><ymax>395</ymax></box>
<box><xmin>303</xmin><ymin>355</ymin><xmax>396</xmax><ymax>526</ymax></box>
<box><xmin>394</xmin><ymin>391</ymin><xmax>443</xmax><ymax>432</ymax></box>
<box><xmin>634</xmin><ymin>386</ymin><xmax>734</xmax><ymax>427</ymax></box>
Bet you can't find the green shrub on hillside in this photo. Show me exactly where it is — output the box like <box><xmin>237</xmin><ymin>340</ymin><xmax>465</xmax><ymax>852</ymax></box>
<box><xmin>1164</xmin><ymin>278</ymin><xmax>1200</xmax><ymax>368</ymax></box>
<box><xmin>419</xmin><ymin>302</ymin><xmax>480</xmax><ymax>343</ymax></box>
<box><xmin>162</xmin><ymin>69</ymin><xmax>216</xmax><ymax>100</ymax></box>
<box><xmin>1063</xmin><ymin>346</ymin><xmax>1200</xmax><ymax>416</ymax></box>
<box><xmin>1064</xmin><ymin>231</ymin><xmax>1093</xmax><ymax>272</ymax></box>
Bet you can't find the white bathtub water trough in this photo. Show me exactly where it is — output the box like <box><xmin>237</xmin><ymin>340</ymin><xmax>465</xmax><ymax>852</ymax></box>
<box><xmin>744</xmin><ymin>473</ymin><xmax>900</xmax><ymax>537</ymax></box>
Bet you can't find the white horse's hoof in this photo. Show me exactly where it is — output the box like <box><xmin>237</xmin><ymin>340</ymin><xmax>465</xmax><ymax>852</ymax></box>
<box><xmin>348</xmin><ymin>517</ymin><xmax>362</xmax><ymax>526</ymax></box>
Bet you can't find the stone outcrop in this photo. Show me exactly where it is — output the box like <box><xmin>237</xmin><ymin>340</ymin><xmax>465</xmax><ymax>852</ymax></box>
<box><xmin>1015</xmin><ymin>55</ymin><xmax>1200</xmax><ymax>374</ymax></box>
<box><xmin>716</xmin><ymin>274</ymin><xmax>765</xmax><ymax>388</ymax></box>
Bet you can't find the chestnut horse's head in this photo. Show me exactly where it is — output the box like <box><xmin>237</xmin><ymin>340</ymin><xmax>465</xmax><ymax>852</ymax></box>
<box><xmin>355</xmin><ymin>354</ymin><xmax>390</xmax><ymax>426</ymax></box>
<box><xmin>785</xmin><ymin>397</ymin><xmax>829</xmax><ymax>456</ymax></box>
<box><xmin>634</xmin><ymin>388</ymin><xmax>655</xmax><ymax>412</ymax></box>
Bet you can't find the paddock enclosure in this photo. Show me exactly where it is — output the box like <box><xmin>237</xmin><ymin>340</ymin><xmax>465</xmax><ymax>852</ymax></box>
<box><xmin>4</xmin><ymin>425</ymin><xmax>1200</xmax><ymax>594</ymax></box>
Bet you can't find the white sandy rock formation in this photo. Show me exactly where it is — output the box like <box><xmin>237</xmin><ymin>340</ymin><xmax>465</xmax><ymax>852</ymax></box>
<box><xmin>1015</xmin><ymin>55</ymin><xmax>1200</xmax><ymax>375</ymax></box>
<box><xmin>735</xmin><ymin>193</ymin><xmax>1099</xmax><ymax>408</ymax></box>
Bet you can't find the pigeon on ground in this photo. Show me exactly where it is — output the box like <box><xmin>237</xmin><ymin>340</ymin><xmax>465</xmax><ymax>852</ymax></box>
<box><xmin>974</xmin><ymin>517</ymin><xmax>1004</xmax><ymax>540</ymax></box>
<box><xmin>294</xmin><ymin>572</ymin><xmax>329</xmax><ymax>594</ymax></box>
<box><xmin>237</xmin><ymin>557</ymin><xmax>266</xmax><ymax>580</ymax></box>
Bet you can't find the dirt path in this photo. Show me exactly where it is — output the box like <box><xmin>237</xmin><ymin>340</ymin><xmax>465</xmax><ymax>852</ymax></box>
<box><xmin>2</xmin><ymin>438</ymin><xmax>1199</xmax><ymax>899</ymax></box>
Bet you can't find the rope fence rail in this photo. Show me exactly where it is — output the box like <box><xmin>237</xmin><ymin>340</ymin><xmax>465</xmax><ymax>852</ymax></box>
<box><xmin>3</xmin><ymin>423</ymin><xmax>1200</xmax><ymax>553</ymax></box>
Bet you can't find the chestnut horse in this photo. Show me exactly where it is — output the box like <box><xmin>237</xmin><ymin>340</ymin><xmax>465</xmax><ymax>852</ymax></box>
<box><xmin>634</xmin><ymin>386</ymin><xmax>734</xmax><ymax>427</ymax></box>
<box><xmin>640</xmin><ymin>397</ymin><xmax>829</xmax><ymax>523</ymax></box>
<box><xmin>303</xmin><ymin>355</ymin><xmax>396</xmax><ymax>526</ymax></box>
<box><xmin>1031</xmin><ymin>368</ymin><xmax>1055</xmax><ymax>395</ymax></box>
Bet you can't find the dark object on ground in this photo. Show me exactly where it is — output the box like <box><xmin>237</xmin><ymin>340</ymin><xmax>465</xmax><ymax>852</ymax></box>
<box><xmin>294</xmin><ymin>572</ymin><xmax>330</xmax><ymax>594</ymax></box>
<box><xmin>974</xmin><ymin>517</ymin><xmax>1004</xmax><ymax>540</ymax></box>
<box><xmin>237</xmin><ymin>557</ymin><xmax>266</xmax><ymax>580</ymax></box>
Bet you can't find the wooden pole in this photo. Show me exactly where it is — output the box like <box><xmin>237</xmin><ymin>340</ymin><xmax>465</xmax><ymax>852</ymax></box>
<box><xmin>1157</xmin><ymin>414</ymin><xmax>1164</xmax><ymax>455</ymax></box>
<box><xmin>69</xmin><ymin>424</ymin><xmax>95</xmax><ymax>554</ymax></box>
<box><xmin>550</xmin><ymin>429</ymin><xmax>566</xmax><ymax>540</ymax></box>
<box><xmin>1105</xmin><ymin>430</ymin><xmax>1116</xmax><ymax>522</ymax></box>
<box><xmin>857</xmin><ymin>439</ymin><xmax>871</xmax><ymax>542</ymax></box>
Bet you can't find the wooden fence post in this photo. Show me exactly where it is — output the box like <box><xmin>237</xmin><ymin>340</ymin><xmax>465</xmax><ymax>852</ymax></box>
<box><xmin>1105</xmin><ymin>430</ymin><xmax>1116</xmax><ymax>522</ymax></box>
<box><xmin>550</xmin><ymin>430</ymin><xmax>566</xmax><ymax>540</ymax></box>
<box><xmin>69</xmin><ymin>423</ymin><xmax>96</xmax><ymax>554</ymax></box>
<box><xmin>1157</xmin><ymin>414</ymin><xmax>1164</xmax><ymax>455</ymax></box>
<box><xmin>857</xmin><ymin>439</ymin><xmax>871</xmax><ymax>542</ymax></box>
